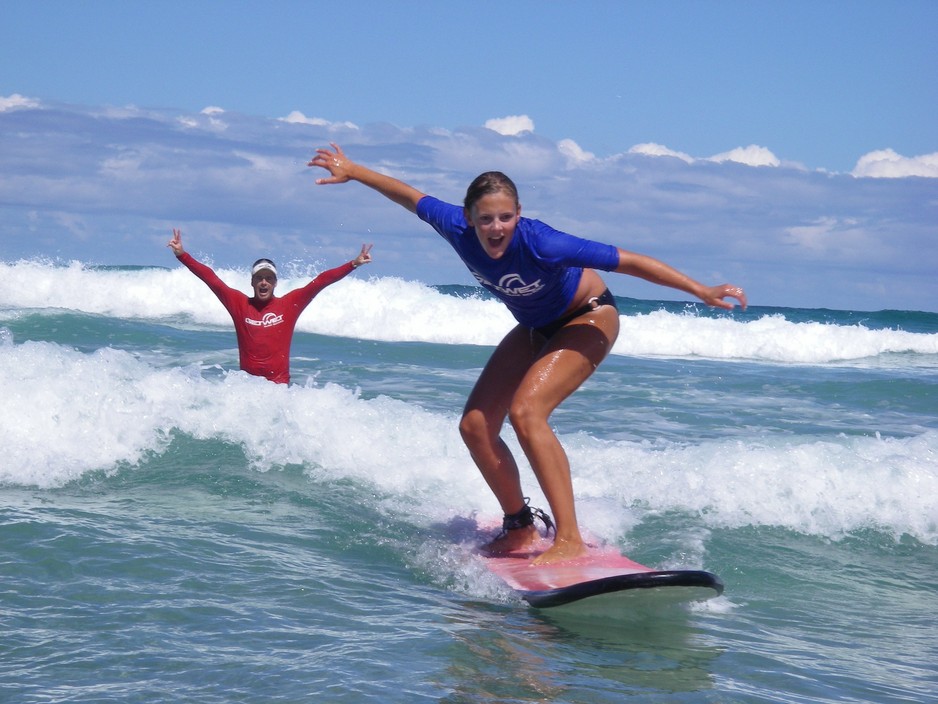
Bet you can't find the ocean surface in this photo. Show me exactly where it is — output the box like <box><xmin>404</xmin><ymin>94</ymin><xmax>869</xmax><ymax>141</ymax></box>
<box><xmin>1</xmin><ymin>259</ymin><xmax>936</xmax><ymax>703</ymax></box>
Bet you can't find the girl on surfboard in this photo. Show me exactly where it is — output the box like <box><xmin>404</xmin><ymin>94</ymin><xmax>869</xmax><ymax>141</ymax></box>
<box><xmin>309</xmin><ymin>144</ymin><xmax>746</xmax><ymax>565</ymax></box>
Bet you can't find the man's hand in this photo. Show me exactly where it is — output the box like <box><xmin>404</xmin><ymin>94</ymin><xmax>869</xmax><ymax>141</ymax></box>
<box><xmin>167</xmin><ymin>228</ymin><xmax>185</xmax><ymax>256</ymax></box>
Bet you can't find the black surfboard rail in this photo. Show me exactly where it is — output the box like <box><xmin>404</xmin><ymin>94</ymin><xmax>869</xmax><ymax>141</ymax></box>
<box><xmin>519</xmin><ymin>569</ymin><xmax>724</xmax><ymax>608</ymax></box>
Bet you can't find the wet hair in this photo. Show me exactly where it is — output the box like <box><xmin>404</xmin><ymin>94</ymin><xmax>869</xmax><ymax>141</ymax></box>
<box><xmin>463</xmin><ymin>171</ymin><xmax>520</xmax><ymax>212</ymax></box>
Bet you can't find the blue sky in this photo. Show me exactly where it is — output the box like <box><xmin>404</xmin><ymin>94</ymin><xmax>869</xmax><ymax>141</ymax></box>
<box><xmin>2</xmin><ymin>1</ymin><xmax>937</xmax><ymax>312</ymax></box>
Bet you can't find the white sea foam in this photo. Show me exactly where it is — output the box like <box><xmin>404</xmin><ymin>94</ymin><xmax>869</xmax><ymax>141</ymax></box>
<box><xmin>2</xmin><ymin>336</ymin><xmax>935</xmax><ymax>546</ymax></box>
<box><xmin>617</xmin><ymin>310</ymin><xmax>938</xmax><ymax>364</ymax></box>
<box><xmin>2</xmin><ymin>260</ymin><xmax>936</xmax><ymax>365</ymax></box>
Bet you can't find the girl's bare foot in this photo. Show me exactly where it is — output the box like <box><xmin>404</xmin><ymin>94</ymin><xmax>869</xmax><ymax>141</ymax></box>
<box><xmin>531</xmin><ymin>537</ymin><xmax>589</xmax><ymax>565</ymax></box>
<box><xmin>481</xmin><ymin>524</ymin><xmax>540</xmax><ymax>555</ymax></box>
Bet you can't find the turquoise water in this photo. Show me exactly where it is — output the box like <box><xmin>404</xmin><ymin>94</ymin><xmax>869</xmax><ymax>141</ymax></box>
<box><xmin>2</xmin><ymin>261</ymin><xmax>937</xmax><ymax>702</ymax></box>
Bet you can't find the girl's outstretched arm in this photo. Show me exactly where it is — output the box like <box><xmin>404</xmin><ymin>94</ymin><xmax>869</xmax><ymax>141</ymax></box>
<box><xmin>616</xmin><ymin>249</ymin><xmax>747</xmax><ymax>310</ymax></box>
<box><xmin>309</xmin><ymin>143</ymin><xmax>426</xmax><ymax>213</ymax></box>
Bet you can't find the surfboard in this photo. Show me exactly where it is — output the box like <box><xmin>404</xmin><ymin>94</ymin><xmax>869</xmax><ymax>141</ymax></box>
<box><xmin>482</xmin><ymin>538</ymin><xmax>723</xmax><ymax>613</ymax></box>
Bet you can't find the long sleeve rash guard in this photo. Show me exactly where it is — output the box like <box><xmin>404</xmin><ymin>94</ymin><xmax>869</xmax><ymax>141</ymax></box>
<box><xmin>178</xmin><ymin>252</ymin><xmax>355</xmax><ymax>384</ymax></box>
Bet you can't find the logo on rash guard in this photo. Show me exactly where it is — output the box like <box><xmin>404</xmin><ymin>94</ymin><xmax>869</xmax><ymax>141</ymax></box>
<box><xmin>245</xmin><ymin>312</ymin><xmax>284</xmax><ymax>328</ymax></box>
<box><xmin>470</xmin><ymin>271</ymin><xmax>544</xmax><ymax>297</ymax></box>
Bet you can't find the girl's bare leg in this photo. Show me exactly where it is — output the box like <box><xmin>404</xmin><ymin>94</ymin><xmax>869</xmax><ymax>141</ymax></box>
<box><xmin>510</xmin><ymin>306</ymin><xmax>619</xmax><ymax>564</ymax></box>
<box><xmin>461</xmin><ymin>307</ymin><xmax>619</xmax><ymax>563</ymax></box>
<box><xmin>459</xmin><ymin>326</ymin><xmax>542</xmax><ymax>553</ymax></box>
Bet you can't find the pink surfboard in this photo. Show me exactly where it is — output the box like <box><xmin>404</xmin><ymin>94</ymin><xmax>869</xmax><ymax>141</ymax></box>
<box><xmin>483</xmin><ymin>538</ymin><xmax>723</xmax><ymax>610</ymax></box>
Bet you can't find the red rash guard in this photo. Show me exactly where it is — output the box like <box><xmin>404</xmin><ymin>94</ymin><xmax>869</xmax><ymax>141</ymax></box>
<box><xmin>178</xmin><ymin>252</ymin><xmax>355</xmax><ymax>384</ymax></box>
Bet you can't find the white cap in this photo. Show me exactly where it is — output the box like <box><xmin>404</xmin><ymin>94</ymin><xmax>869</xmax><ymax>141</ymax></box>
<box><xmin>251</xmin><ymin>259</ymin><xmax>277</xmax><ymax>277</ymax></box>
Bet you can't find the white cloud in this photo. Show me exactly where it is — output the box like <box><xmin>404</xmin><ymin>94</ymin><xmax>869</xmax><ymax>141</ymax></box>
<box><xmin>279</xmin><ymin>111</ymin><xmax>359</xmax><ymax>130</ymax></box>
<box><xmin>281</xmin><ymin>110</ymin><xmax>330</xmax><ymax>126</ymax></box>
<box><xmin>201</xmin><ymin>106</ymin><xmax>225</xmax><ymax>115</ymax></box>
<box><xmin>851</xmin><ymin>149</ymin><xmax>938</xmax><ymax>178</ymax></box>
<box><xmin>484</xmin><ymin>115</ymin><xmax>535</xmax><ymax>136</ymax></box>
<box><xmin>93</xmin><ymin>105</ymin><xmax>154</xmax><ymax>120</ymax></box>
<box><xmin>628</xmin><ymin>143</ymin><xmax>782</xmax><ymax>168</ymax></box>
<box><xmin>1</xmin><ymin>102</ymin><xmax>935</xmax><ymax>312</ymax></box>
<box><xmin>708</xmin><ymin>145</ymin><xmax>780</xmax><ymax>167</ymax></box>
<box><xmin>783</xmin><ymin>216</ymin><xmax>870</xmax><ymax>254</ymax></box>
<box><xmin>629</xmin><ymin>143</ymin><xmax>694</xmax><ymax>163</ymax></box>
<box><xmin>232</xmin><ymin>151</ymin><xmax>289</xmax><ymax>172</ymax></box>
<box><xmin>177</xmin><ymin>113</ymin><xmax>227</xmax><ymax>132</ymax></box>
<box><xmin>557</xmin><ymin>138</ymin><xmax>595</xmax><ymax>165</ymax></box>
<box><xmin>0</xmin><ymin>93</ymin><xmax>41</xmax><ymax>111</ymax></box>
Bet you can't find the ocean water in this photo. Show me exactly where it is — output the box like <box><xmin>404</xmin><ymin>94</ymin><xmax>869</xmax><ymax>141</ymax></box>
<box><xmin>1</xmin><ymin>259</ymin><xmax>936</xmax><ymax>703</ymax></box>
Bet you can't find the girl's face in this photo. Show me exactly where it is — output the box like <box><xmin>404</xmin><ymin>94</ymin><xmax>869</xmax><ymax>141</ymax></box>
<box><xmin>464</xmin><ymin>191</ymin><xmax>521</xmax><ymax>260</ymax></box>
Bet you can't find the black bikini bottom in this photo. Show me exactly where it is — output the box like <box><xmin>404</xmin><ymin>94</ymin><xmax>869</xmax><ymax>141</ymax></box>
<box><xmin>533</xmin><ymin>289</ymin><xmax>618</xmax><ymax>339</ymax></box>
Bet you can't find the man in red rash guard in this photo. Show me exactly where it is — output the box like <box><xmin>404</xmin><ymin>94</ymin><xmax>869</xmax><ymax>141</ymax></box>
<box><xmin>168</xmin><ymin>228</ymin><xmax>372</xmax><ymax>384</ymax></box>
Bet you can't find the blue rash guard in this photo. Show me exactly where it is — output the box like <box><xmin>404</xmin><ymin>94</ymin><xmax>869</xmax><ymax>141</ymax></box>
<box><xmin>416</xmin><ymin>196</ymin><xmax>620</xmax><ymax>328</ymax></box>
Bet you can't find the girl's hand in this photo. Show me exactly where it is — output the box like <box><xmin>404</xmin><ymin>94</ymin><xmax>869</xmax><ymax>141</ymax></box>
<box><xmin>309</xmin><ymin>143</ymin><xmax>353</xmax><ymax>184</ymax></box>
<box><xmin>701</xmin><ymin>284</ymin><xmax>747</xmax><ymax>310</ymax></box>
